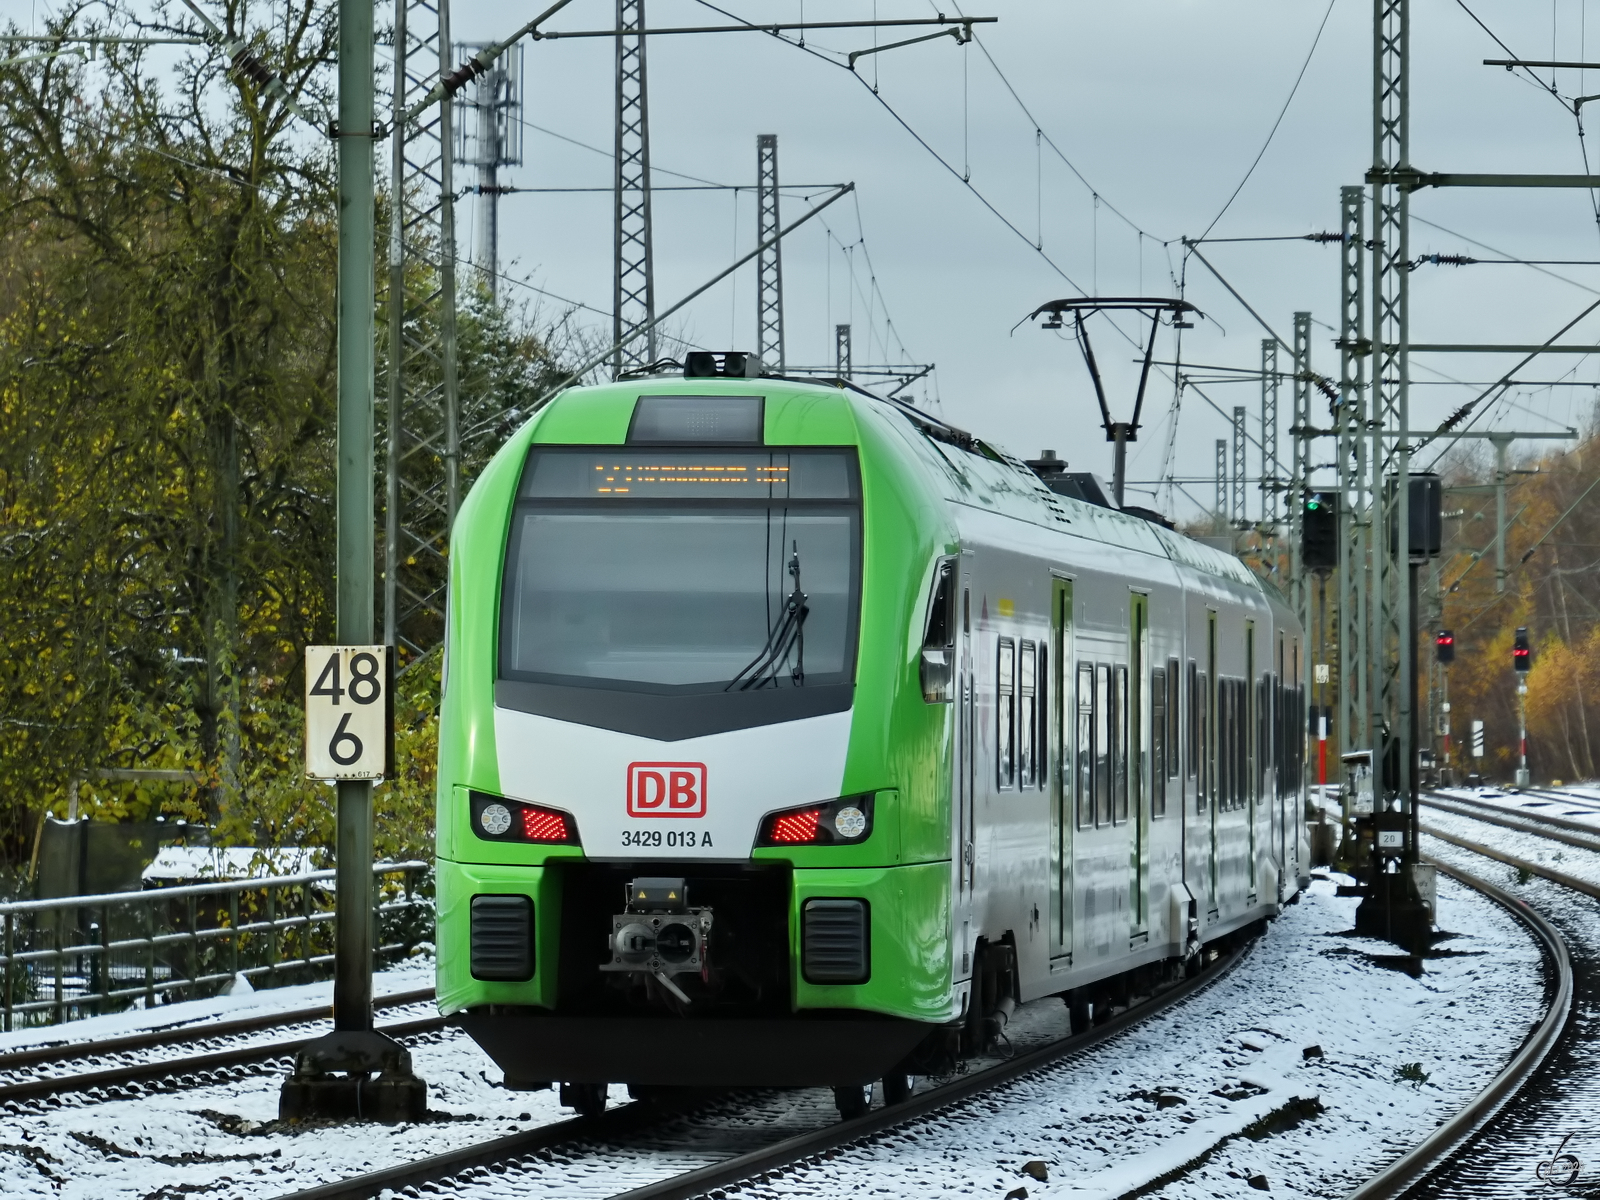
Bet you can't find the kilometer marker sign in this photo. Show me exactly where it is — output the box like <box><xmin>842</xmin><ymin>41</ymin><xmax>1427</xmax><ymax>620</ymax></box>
<box><xmin>305</xmin><ymin>645</ymin><xmax>393</xmax><ymax>780</ymax></box>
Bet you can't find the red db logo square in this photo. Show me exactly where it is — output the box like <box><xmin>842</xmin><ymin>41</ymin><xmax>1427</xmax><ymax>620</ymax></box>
<box><xmin>627</xmin><ymin>762</ymin><xmax>707</xmax><ymax>818</ymax></box>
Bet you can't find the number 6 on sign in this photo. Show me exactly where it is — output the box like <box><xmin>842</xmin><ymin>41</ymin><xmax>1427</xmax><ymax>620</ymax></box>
<box><xmin>305</xmin><ymin>645</ymin><xmax>393</xmax><ymax>780</ymax></box>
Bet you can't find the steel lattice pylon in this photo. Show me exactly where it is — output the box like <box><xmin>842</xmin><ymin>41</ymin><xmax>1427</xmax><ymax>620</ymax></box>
<box><xmin>1370</xmin><ymin>0</ymin><xmax>1411</xmax><ymax>803</ymax></box>
<box><xmin>1291</xmin><ymin>312</ymin><xmax>1316</xmax><ymax>747</ymax></box>
<box><xmin>756</xmin><ymin>134</ymin><xmax>785</xmax><ymax>371</ymax></box>
<box><xmin>1290</xmin><ymin>314</ymin><xmax>1311</xmax><ymax>579</ymax></box>
<box><xmin>614</xmin><ymin>0</ymin><xmax>656</xmax><ymax>377</ymax></box>
<box><xmin>1337</xmin><ymin>185</ymin><xmax>1370</xmax><ymax>758</ymax></box>
<box><xmin>835</xmin><ymin>323</ymin><xmax>851</xmax><ymax>380</ymax></box>
<box><xmin>456</xmin><ymin>40</ymin><xmax>524</xmax><ymax>299</ymax></box>
<box><xmin>1260</xmin><ymin>338</ymin><xmax>1279</xmax><ymax>524</ymax></box>
<box><xmin>1231</xmin><ymin>406</ymin><xmax>1247</xmax><ymax>526</ymax></box>
<box><xmin>1214</xmin><ymin>440</ymin><xmax>1228</xmax><ymax>530</ymax></box>
<box><xmin>383</xmin><ymin>0</ymin><xmax>461</xmax><ymax>662</ymax></box>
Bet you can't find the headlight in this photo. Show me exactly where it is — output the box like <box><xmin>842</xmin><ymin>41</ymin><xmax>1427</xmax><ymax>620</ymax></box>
<box><xmin>470</xmin><ymin>790</ymin><xmax>581</xmax><ymax>846</ymax></box>
<box><xmin>756</xmin><ymin>794</ymin><xmax>875</xmax><ymax>846</ymax></box>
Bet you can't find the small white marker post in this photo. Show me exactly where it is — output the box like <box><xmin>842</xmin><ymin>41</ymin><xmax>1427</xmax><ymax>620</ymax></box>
<box><xmin>304</xmin><ymin>645</ymin><xmax>393</xmax><ymax>781</ymax></box>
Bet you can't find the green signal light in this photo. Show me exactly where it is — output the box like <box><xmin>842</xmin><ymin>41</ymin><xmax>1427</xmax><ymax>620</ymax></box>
<box><xmin>1306</xmin><ymin>498</ymin><xmax>1321</xmax><ymax>511</ymax></box>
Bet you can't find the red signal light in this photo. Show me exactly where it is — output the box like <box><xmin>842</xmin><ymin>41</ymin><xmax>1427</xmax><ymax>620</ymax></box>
<box><xmin>768</xmin><ymin>809</ymin><xmax>822</xmax><ymax>844</ymax></box>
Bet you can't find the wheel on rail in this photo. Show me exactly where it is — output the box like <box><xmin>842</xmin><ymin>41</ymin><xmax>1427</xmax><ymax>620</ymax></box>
<box><xmin>881</xmin><ymin>1072</ymin><xmax>914</xmax><ymax>1105</ymax></box>
<box><xmin>559</xmin><ymin>1081</ymin><xmax>608</xmax><ymax>1116</ymax></box>
<box><xmin>1067</xmin><ymin>989</ymin><xmax>1091</xmax><ymax>1035</ymax></box>
<box><xmin>833</xmin><ymin>1083</ymin><xmax>871</xmax><ymax>1120</ymax></box>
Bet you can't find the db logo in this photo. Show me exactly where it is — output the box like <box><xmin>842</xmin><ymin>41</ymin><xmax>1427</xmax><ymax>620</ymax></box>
<box><xmin>626</xmin><ymin>762</ymin><xmax>707</xmax><ymax>818</ymax></box>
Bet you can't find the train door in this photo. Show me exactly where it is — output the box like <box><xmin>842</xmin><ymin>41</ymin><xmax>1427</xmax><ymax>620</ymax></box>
<box><xmin>955</xmin><ymin>576</ymin><xmax>976</xmax><ymax>979</ymax></box>
<box><xmin>1245</xmin><ymin>619</ymin><xmax>1257</xmax><ymax>900</ymax></box>
<box><xmin>1276</xmin><ymin>631</ymin><xmax>1288</xmax><ymax>895</ymax></box>
<box><xmin>1129</xmin><ymin>592</ymin><xmax>1150</xmax><ymax>933</ymax></box>
<box><xmin>1206</xmin><ymin>609</ymin><xmax>1219</xmax><ymax>913</ymax></box>
<box><xmin>1049</xmin><ymin>576</ymin><xmax>1073</xmax><ymax>961</ymax></box>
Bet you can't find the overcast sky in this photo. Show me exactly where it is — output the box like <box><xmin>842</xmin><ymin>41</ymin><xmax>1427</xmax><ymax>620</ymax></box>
<box><xmin>436</xmin><ymin>0</ymin><xmax>1600</xmax><ymax>523</ymax></box>
<box><xmin>14</xmin><ymin>0</ymin><xmax>1600</xmax><ymax>522</ymax></box>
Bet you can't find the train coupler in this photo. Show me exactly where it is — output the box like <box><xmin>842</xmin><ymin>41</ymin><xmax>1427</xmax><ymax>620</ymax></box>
<box><xmin>598</xmin><ymin>876</ymin><xmax>714</xmax><ymax>1004</ymax></box>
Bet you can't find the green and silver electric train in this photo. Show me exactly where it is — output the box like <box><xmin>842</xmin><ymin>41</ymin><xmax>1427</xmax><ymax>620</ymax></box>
<box><xmin>435</xmin><ymin>355</ymin><xmax>1309</xmax><ymax>1118</ymax></box>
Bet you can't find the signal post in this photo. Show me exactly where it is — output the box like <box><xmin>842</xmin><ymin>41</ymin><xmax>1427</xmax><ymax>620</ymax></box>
<box><xmin>278</xmin><ymin>0</ymin><xmax>427</xmax><ymax>1121</ymax></box>
<box><xmin>1435</xmin><ymin>630</ymin><xmax>1453</xmax><ymax>785</ymax></box>
<box><xmin>1514</xmin><ymin>627</ymin><xmax>1532</xmax><ymax>787</ymax></box>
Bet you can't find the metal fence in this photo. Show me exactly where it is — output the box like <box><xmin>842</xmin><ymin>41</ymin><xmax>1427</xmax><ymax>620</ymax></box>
<box><xmin>0</xmin><ymin>861</ymin><xmax>431</xmax><ymax>1030</ymax></box>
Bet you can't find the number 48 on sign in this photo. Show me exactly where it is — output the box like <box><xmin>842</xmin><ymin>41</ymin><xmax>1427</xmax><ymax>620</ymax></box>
<box><xmin>305</xmin><ymin>646</ymin><xmax>394</xmax><ymax>780</ymax></box>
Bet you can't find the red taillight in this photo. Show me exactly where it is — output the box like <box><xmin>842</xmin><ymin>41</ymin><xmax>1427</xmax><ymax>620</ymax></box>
<box><xmin>521</xmin><ymin>807</ymin><xmax>570</xmax><ymax>843</ymax></box>
<box><xmin>769</xmin><ymin>809</ymin><xmax>822</xmax><ymax>843</ymax></box>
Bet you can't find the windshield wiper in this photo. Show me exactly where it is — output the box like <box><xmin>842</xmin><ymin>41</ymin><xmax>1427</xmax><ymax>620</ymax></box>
<box><xmin>726</xmin><ymin>542</ymin><xmax>808</xmax><ymax>691</ymax></box>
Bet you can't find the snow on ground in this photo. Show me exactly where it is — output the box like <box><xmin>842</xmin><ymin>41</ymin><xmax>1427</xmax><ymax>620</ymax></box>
<box><xmin>0</xmin><ymin>878</ymin><xmax>1543</xmax><ymax>1200</ymax></box>
<box><xmin>0</xmin><ymin>956</ymin><xmax>436</xmax><ymax>1055</ymax></box>
<box><xmin>1434</xmin><ymin>786</ymin><xmax>1600</xmax><ymax>831</ymax></box>
<box><xmin>1423</xmin><ymin>803</ymin><xmax>1600</xmax><ymax>891</ymax></box>
<box><xmin>736</xmin><ymin>876</ymin><xmax>1543</xmax><ymax>1200</ymax></box>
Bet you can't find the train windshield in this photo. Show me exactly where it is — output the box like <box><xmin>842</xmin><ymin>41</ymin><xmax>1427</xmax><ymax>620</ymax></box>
<box><xmin>500</xmin><ymin>447</ymin><xmax>861</xmax><ymax>695</ymax></box>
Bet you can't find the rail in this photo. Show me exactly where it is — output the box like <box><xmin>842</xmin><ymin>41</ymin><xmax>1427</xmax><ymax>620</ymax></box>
<box><xmin>0</xmin><ymin>860</ymin><xmax>430</xmax><ymax>1030</ymax></box>
<box><xmin>1345</xmin><ymin>855</ymin><xmax>1574</xmax><ymax>1199</ymax></box>
<box><xmin>272</xmin><ymin>933</ymin><xmax>1259</xmax><ymax>1200</ymax></box>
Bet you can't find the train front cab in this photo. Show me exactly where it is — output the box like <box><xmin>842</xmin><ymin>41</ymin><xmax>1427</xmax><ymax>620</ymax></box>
<box><xmin>432</xmin><ymin>380</ymin><xmax>962</xmax><ymax>1093</ymax></box>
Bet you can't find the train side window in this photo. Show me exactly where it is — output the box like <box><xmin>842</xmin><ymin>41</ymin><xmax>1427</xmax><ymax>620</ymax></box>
<box><xmin>1187</xmin><ymin>661</ymin><xmax>1199</xmax><ymax>782</ymax></box>
<box><xmin>1296</xmin><ymin>683</ymin><xmax>1307</xmax><ymax>788</ymax></box>
<box><xmin>919</xmin><ymin>559</ymin><xmax>957</xmax><ymax>703</ymax></box>
<box><xmin>1284</xmin><ymin>679</ymin><xmax>1294</xmax><ymax>800</ymax></box>
<box><xmin>1151</xmin><ymin>667</ymin><xmax>1167</xmax><ymax>818</ymax></box>
<box><xmin>1076</xmin><ymin>664</ymin><xmax>1095</xmax><ymax>828</ymax></box>
<box><xmin>1282</xmin><ymin>681</ymin><xmax>1291</xmax><ymax>799</ymax></box>
<box><xmin>1195</xmin><ymin>672</ymin><xmax>1209</xmax><ymax>812</ymax></box>
<box><xmin>997</xmin><ymin>637</ymin><xmax>1016</xmax><ymax>790</ymax></box>
<box><xmin>1167</xmin><ymin>658</ymin><xmax>1181</xmax><ymax>781</ymax></box>
<box><xmin>1258</xmin><ymin>675</ymin><xmax>1272</xmax><ymax>797</ymax></box>
<box><xmin>1234</xmin><ymin>680</ymin><xmax>1247</xmax><ymax>810</ymax></box>
<box><xmin>1220</xmin><ymin>680</ymin><xmax>1231</xmax><ymax>811</ymax></box>
<box><xmin>1222</xmin><ymin>681</ymin><xmax>1235</xmax><ymax>812</ymax></box>
<box><xmin>1113</xmin><ymin>665</ymin><xmax>1130</xmax><ymax>824</ymax></box>
<box><xmin>1274</xmin><ymin>679</ymin><xmax>1285</xmax><ymax>799</ymax></box>
<box><xmin>1037</xmin><ymin>643</ymin><xmax>1049</xmax><ymax>792</ymax></box>
<box><xmin>1018</xmin><ymin>641</ymin><xmax>1037</xmax><ymax>789</ymax></box>
<box><xmin>1094</xmin><ymin>664</ymin><xmax>1111</xmax><ymax>826</ymax></box>
<box><xmin>1237</xmin><ymin>679</ymin><xmax>1248</xmax><ymax>811</ymax></box>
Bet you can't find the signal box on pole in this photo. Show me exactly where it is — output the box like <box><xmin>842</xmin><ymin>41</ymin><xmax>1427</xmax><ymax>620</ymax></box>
<box><xmin>1302</xmin><ymin>492</ymin><xmax>1339</xmax><ymax>571</ymax></box>
<box><xmin>1513</xmin><ymin>627</ymin><xmax>1531</xmax><ymax>674</ymax></box>
<box><xmin>1435</xmin><ymin>630</ymin><xmax>1454</xmax><ymax>664</ymax></box>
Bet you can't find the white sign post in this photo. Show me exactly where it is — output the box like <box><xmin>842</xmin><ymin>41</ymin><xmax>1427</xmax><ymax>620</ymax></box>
<box><xmin>305</xmin><ymin>645</ymin><xmax>392</xmax><ymax>780</ymax></box>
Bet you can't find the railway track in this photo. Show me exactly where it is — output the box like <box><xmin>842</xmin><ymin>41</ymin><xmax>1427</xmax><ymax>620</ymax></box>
<box><xmin>1423</xmin><ymin>789</ymin><xmax>1600</xmax><ymax>846</ymax></box>
<box><xmin>0</xmin><ymin>987</ymin><xmax>443</xmax><ymax>1110</ymax></box>
<box><xmin>271</xmin><ymin>937</ymin><xmax>1258</xmax><ymax>1200</ymax></box>
<box><xmin>1347</xmin><ymin>856</ymin><xmax>1571</xmax><ymax>1200</ymax></box>
<box><xmin>1346</xmin><ymin>793</ymin><xmax>1600</xmax><ymax>1198</ymax></box>
<box><xmin>266</xmin><ymin>845</ymin><xmax>1580</xmax><ymax>1200</ymax></box>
